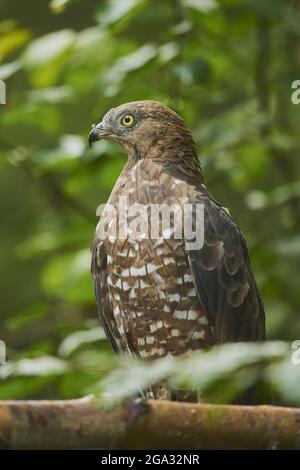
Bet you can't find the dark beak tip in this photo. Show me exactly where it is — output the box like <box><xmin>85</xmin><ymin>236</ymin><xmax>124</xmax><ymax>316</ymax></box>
<box><xmin>88</xmin><ymin>128</ymin><xmax>99</xmax><ymax>148</ymax></box>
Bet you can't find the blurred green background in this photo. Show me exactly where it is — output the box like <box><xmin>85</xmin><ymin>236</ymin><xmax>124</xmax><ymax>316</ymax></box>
<box><xmin>0</xmin><ymin>0</ymin><xmax>300</xmax><ymax>402</ymax></box>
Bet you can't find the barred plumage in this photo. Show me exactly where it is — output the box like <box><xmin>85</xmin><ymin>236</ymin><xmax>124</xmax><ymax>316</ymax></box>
<box><xmin>89</xmin><ymin>101</ymin><xmax>265</xmax><ymax>400</ymax></box>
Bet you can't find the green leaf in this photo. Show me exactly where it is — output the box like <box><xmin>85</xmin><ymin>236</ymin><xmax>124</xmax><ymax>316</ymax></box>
<box><xmin>97</xmin><ymin>0</ymin><xmax>145</xmax><ymax>26</ymax></box>
<box><xmin>22</xmin><ymin>30</ymin><xmax>76</xmax><ymax>86</ymax></box>
<box><xmin>0</xmin><ymin>28</ymin><xmax>31</xmax><ymax>60</ymax></box>
<box><xmin>0</xmin><ymin>356</ymin><xmax>68</xmax><ymax>379</ymax></box>
<box><xmin>182</xmin><ymin>0</ymin><xmax>218</xmax><ymax>13</ymax></box>
<box><xmin>49</xmin><ymin>0</ymin><xmax>74</xmax><ymax>14</ymax></box>
<box><xmin>92</xmin><ymin>355</ymin><xmax>175</xmax><ymax>406</ymax></box>
<box><xmin>58</xmin><ymin>327</ymin><xmax>106</xmax><ymax>357</ymax></box>
<box><xmin>104</xmin><ymin>43</ymin><xmax>157</xmax><ymax>95</ymax></box>
<box><xmin>267</xmin><ymin>359</ymin><xmax>300</xmax><ymax>405</ymax></box>
<box><xmin>0</xmin><ymin>61</ymin><xmax>20</xmax><ymax>79</ymax></box>
<box><xmin>22</xmin><ymin>30</ymin><xmax>75</xmax><ymax>68</ymax></box>
<box><xmin>91</xmin><ymin>342</ymin><xmax>288</xmax><ymax>406</ymax></box>
<box><xmin>28</xmin><ymin>86</ymin><xmax>73</xmax><ymax>103</ymax></box>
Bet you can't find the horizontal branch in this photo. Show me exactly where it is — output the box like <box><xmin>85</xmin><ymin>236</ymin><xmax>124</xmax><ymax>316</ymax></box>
<box><xmin>0</xmin><ymin>397</ymin><xmax>299</xmax><ymax>450</ymax></box>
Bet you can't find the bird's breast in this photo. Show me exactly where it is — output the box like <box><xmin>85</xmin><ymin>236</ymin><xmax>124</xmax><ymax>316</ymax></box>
<box><xmin>97</xmin><ymin>161</ymin><xmax>213</xmax><ymax>357</ymax></box>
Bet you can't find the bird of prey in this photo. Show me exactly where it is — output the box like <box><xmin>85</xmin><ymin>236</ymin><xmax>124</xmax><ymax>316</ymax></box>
<box><xmin>89</xmin><ymin>100</ymin><xmax>265</xmax><ymax>400</ymax></box>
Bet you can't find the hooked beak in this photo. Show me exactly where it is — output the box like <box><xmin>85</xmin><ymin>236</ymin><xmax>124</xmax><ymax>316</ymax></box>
<box><xmin>88</xmin><ymin>122</ymin><xmax>112</xmax><ymax>148</ymax></box>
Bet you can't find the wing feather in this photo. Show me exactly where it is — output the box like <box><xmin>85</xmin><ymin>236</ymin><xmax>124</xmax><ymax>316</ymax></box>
<box><xmin>186</xmin><ymin>196</ymin><xmax>265</xmax><ymax>344</ymax></box>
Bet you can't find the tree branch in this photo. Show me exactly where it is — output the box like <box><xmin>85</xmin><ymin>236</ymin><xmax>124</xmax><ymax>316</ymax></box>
<box><xmin>0</xmin><ymin>397</ymin><xmax>300</xmax><ymax>450</ymax></box>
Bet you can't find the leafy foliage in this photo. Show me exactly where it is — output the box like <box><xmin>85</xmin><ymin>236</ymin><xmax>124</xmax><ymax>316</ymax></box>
<box><xmin>97</xmin><ymin>341</ymin><xmax>300</xmax><ymax>406</ymax></box>
<box><xmin>0</xmin><ymin>0</ymin><xmax>300</xmax><ymax>403</ymax></box>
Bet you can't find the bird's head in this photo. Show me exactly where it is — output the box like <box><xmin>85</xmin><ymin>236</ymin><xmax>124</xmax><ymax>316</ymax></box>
<box><xmin>88</xmin><ymin>100</ymin><xmax>197</xmax><ymax>162</ymax></box>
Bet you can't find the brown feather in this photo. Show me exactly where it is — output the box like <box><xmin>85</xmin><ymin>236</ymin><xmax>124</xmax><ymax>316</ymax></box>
<box><xmin>90</xmin><ymin>100</ymin><xmax>265</xmax><ymax>399</ymax></box>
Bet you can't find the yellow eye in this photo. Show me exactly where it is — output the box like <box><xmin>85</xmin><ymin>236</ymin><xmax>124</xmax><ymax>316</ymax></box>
<box><xmin>121</xmin><ymin>114</ymin><xmax>135</xmax><ymax>127</ymax></box>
